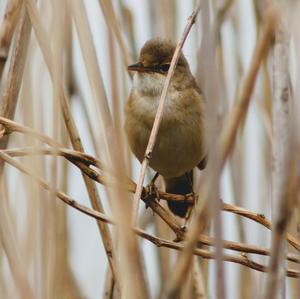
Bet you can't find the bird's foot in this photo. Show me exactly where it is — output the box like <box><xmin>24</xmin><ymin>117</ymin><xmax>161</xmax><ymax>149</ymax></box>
<box><xmin>143</xmin><ymin>181</ymin><xmax>160</xmax><ymax>209</ymax></box>
<box><xmin>184</xmin><ymin>192</ymin><xmax>197</xmax><ymax>204</ymax></box>
<box><xmin>183</xmin><ymin>192</ymin><xmax>197</xmax><ymax>223</ymax></box>
<box><xmin>173</xmin><ymin>225</ymin><xmax>186</xmax><ymax>242</ymax></box>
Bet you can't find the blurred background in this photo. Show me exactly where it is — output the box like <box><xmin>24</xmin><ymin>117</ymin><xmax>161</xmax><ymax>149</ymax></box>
<box><xmin>0</xmin><ymin>0</ymin><xmax>299</xmax><ymax>298</ymax></box>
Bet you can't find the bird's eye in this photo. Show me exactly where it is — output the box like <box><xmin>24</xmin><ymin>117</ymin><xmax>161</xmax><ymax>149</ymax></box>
<box><xmin>160</xmin><ymin>64</ymin><xmax>170</xmax><ymax>73</ymax></box>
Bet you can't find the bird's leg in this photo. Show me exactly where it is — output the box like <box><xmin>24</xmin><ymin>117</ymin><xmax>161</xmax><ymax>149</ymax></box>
<box><xmin>144</xmin><ymin>172</ymin><xmax>160</xmax><ymax>209</ymax></box>
<box><xmin>148</xmin><ymin>172</ymin><xmax>160</xmax><ymax>200</ymax></box>
<box><xmin>151</xmin><ymin>171</ymin><xmax>160</xmax><ymax>185</ymax></box>
<box><xmin>185</xmin><ymin>172</ymin><xmax>193</xmax><ymax>193</ymax></box>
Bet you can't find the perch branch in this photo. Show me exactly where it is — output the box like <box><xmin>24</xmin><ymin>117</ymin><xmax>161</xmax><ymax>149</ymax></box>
<box><xmin>0</xmin><ymin>150</ymin><xmax>299</xmax><ymax>279</ymax></box>
<box><xmin>0</xmin><ymin>116</ymin><xmax>300</xmax><ymax>252</ymax></box>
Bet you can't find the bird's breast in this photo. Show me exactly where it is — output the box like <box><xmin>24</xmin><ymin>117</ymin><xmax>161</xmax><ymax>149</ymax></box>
<box><xmin>125</xmin><ymin>75</ymin><xmax>205</xmax><ymax>178</ymax></box>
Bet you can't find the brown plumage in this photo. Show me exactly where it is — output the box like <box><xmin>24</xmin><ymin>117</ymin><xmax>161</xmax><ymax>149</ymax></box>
<box><xmin>125</xmin><ymin>38</ymin><xmax>206</xmax><ymax>217</ymax></box>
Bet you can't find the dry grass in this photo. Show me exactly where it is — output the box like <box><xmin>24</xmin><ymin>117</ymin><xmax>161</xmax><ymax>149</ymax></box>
<box><xmin>0</xmin><ymin>0</ymin><xmax>299</xmax><ymax>298</ymax></box>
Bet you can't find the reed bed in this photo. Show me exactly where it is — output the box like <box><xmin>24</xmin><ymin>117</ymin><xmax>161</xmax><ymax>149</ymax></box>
<box><xmin>0</xmin><ymin>0</ymin><xmax>299</xmax><ymax>298</ymax></box>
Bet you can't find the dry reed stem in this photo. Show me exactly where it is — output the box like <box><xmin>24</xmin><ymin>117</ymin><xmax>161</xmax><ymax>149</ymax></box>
<box><xmin>201</xmin><ymin>2</ymin><xmax>226</xmax><ymax>297</ymax></box>
<box><xmin>291</xmin><ymin>6</ymin><xmax>300</xmax><ymax>297</ymax></box>
<box><xmin>0</xmin><ymin>3</ymin><xmax>31</xmax><ymax>153</ymax></box>
<box><xmin>215</xmin><ymin>0</ymin><xmax>235</xmax><ymax>29</ymax></box>
<box><xmin>0</xmin><ymin>4</ymin><xmax>33</xmax><ymax>297</ymax></box>
<box><xmin>76</xmin><ymin>93</ymin><xmax>102</xmax><ymax>154</ymax></box>
<box><xmin>192</xmin><ymin>257</ymin><xmax>206</xmax><ymax>299</ymax></box>
<box><xmin>103</xmin><ymin>268</ymin><xmax>115</xmax><ymax>299</ymax></box>
<box><xmin>0</xmin><ymin>0</ymin><xmax>22</xmax><ymax>78</ymax></box>
<box><xmin>154</xmin><ymin>0</ymin><xmax>177</xmax><ymax>39</ymax></box>
<box><xmin>47</xmin><ymin>1</ymin><xmax>70</xmax><ymax>298</ymax></box>
<box><xmin>150</xmin><ymin>3</ymin><xmax>176</xmax><ymax>290</ymax></box>
<box><xmin>108</xmin><ymin>32</ymin><xmax>121</xmax><ymax>133</ymax></box>
<box><xmin>0</xmin><ymin>192</ymin><xmax>35</xmax><ymax>299</ymax></box>
<box><xmin>131</xmin><ymin>0</ymin><xmax>203</xmax><ymax>225</ymax></box>
<box><xmin>24</xmin><ymin>0</ymin><xmax>121</xmax><ymax>291</ymax></box>
<box><xmin>68</xmin><ymin>0</ymin><xmax>113</xmax><ymax>145</ymax></box>
<box><xmin>215</xmin><ymin>0</ymin><xmax>234</xmax><ymax>113</ymax></box>
<box><xmin>120</xmin><ymin>4</ymin><xmax>137</xmax><ymax>59</ymax></box>
<box><xmin>1</xmin><ymin>149</ymin><xmax>299</xmax><ymax>280</ymax></box>
<box><xmin>265</xmin><ymin>15</ymin><xmax>294</xmax><ymax>298</ymax></box>
<box><xmin>154</xmin><ymin>189</ymin><xmax>172</xmax><ymax>289</ymax></box>
<box><xmin>219</xmin><ymin>5</ymin><xmax>278</xmax><ymax>166</ymax></box>
<box><xmin>265</xmin><ymin>161</ymin><xmax>299</xmax><ymax>299</ymax></box>
<box><xmin>98</xmin><ymin>0</ymin><xmax>133</xmax><ymax>75</ymax></box>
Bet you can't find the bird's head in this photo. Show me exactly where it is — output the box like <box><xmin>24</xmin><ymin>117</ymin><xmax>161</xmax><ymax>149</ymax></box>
<box><xmin>128</xmin><ymin>38</ymin><xmax>192</xmax><ymax>95</ymax></box>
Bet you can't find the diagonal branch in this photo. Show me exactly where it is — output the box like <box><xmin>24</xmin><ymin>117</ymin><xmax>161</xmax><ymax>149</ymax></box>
<box><xmin>1</xmin><ymin>116</ymin><xmax>300</xmax><ymax>252</ymax></box>
<box><xmin>0</xmin><ymin>150</ymin><xmax>299</xmax><ymax>279</ymax></box>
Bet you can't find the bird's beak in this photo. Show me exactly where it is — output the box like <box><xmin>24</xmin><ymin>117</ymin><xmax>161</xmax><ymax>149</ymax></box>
<box><xmin>128</xmin><ymin>62</ymin><xmax>146</xmax><ymax>72</ymax></box>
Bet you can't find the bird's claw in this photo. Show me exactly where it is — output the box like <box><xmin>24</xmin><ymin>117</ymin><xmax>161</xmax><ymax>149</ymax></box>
<box><xmin>173</xmin><ymin>225</ymin><xmax>186</xmax><ymax>242</ymax></box>
<box><xmin>143</xmin><ymin>181</ymin><xmax>160</xmax><ymax>209</ymax></box>
<box><xmin>183</xmin><ymin>192</ymin><xmax>197</xmax><ymax>221</ymax></box>
<box><xmin>146</xmin><ymin>181</ymin><xmax>160</xmax><ymax>200</ymax></box>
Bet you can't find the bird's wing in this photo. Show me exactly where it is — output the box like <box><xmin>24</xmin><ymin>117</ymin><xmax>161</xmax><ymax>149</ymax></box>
<box><xmin>197</xmin><ymin>155</ymin><xmax>207</xmax><ymax>170</ymax></box>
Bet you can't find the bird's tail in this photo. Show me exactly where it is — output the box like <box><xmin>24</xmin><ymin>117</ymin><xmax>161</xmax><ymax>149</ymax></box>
<box><xmin>165</xmin><ymin>171</ymin><xmax>193</xmax><ymax>218</ymax></box>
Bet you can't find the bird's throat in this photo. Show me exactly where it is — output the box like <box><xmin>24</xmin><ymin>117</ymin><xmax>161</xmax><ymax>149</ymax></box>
<box><xmin>133</xmin><ymin>72</ymin><xmax>165</xmax><ymax>96</ymax></box>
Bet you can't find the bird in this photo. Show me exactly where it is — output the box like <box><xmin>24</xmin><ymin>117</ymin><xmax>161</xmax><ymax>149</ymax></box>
<box><xmin>125</xmin><ymin>38</ymin><xmax>206</xmax><ymax>218</ymax></box>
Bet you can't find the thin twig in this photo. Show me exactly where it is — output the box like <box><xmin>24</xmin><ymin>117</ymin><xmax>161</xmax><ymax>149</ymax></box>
<box><xmin>0</xmin><ymin>150</ymin><xmax>299</xmax><ymax>279</ymax></box>
<box><xmin>1</xmin><ymin>116</ymin><xmax>300</xmax><ymax>255</ymax></box>
<box><xmin>0</xmin><ymin>2</ymin><xmax>31</xmax><ymax>152</ymax></box>
<box><xmin>1</xmin><ymin>114</ymin><xmax>300</xmax><ymax>252</ymax></box>
<box><xmin>265</xmin><ymin>14</ymin><xmax>294</xmax><ymax>299</ymax></box>
<box><xmin>5</xmin><ymin>145</ymin><xmax>300</xmax><ymax>263</ymax></box>
<box><xmin>0</xmin><ymin>0</ymin><xmax>22</xmax><ymax>78</ymax></box>
<box><xmin>98</xmin><ymin>0</ymin><xmax>133</xmax><ymax>75</ymax></box>
<box><xmin>67</xmin><ymin>0</ymin><xmax>114</xmax><ymax>148</ymax></box>
<box><xmin>222</xmin><ymin>201</ymin><xmax>300</xmax><ymax>252</ymax></box>
<box><xmin>192</xmin><ymin>257</ymin><xmax>206</xmax><ymax>299</ymax></box>
<box><xmin>219</xmin><ymin>5</ymin><xmax>278</xmax><ymax>166</ymax></box>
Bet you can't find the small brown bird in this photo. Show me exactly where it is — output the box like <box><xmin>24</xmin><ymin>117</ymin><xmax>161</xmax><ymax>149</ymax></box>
<box><xmin>125</xmin><ymin>38</ymin><xmax>206</xmax><ymax>217</ymax></box>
